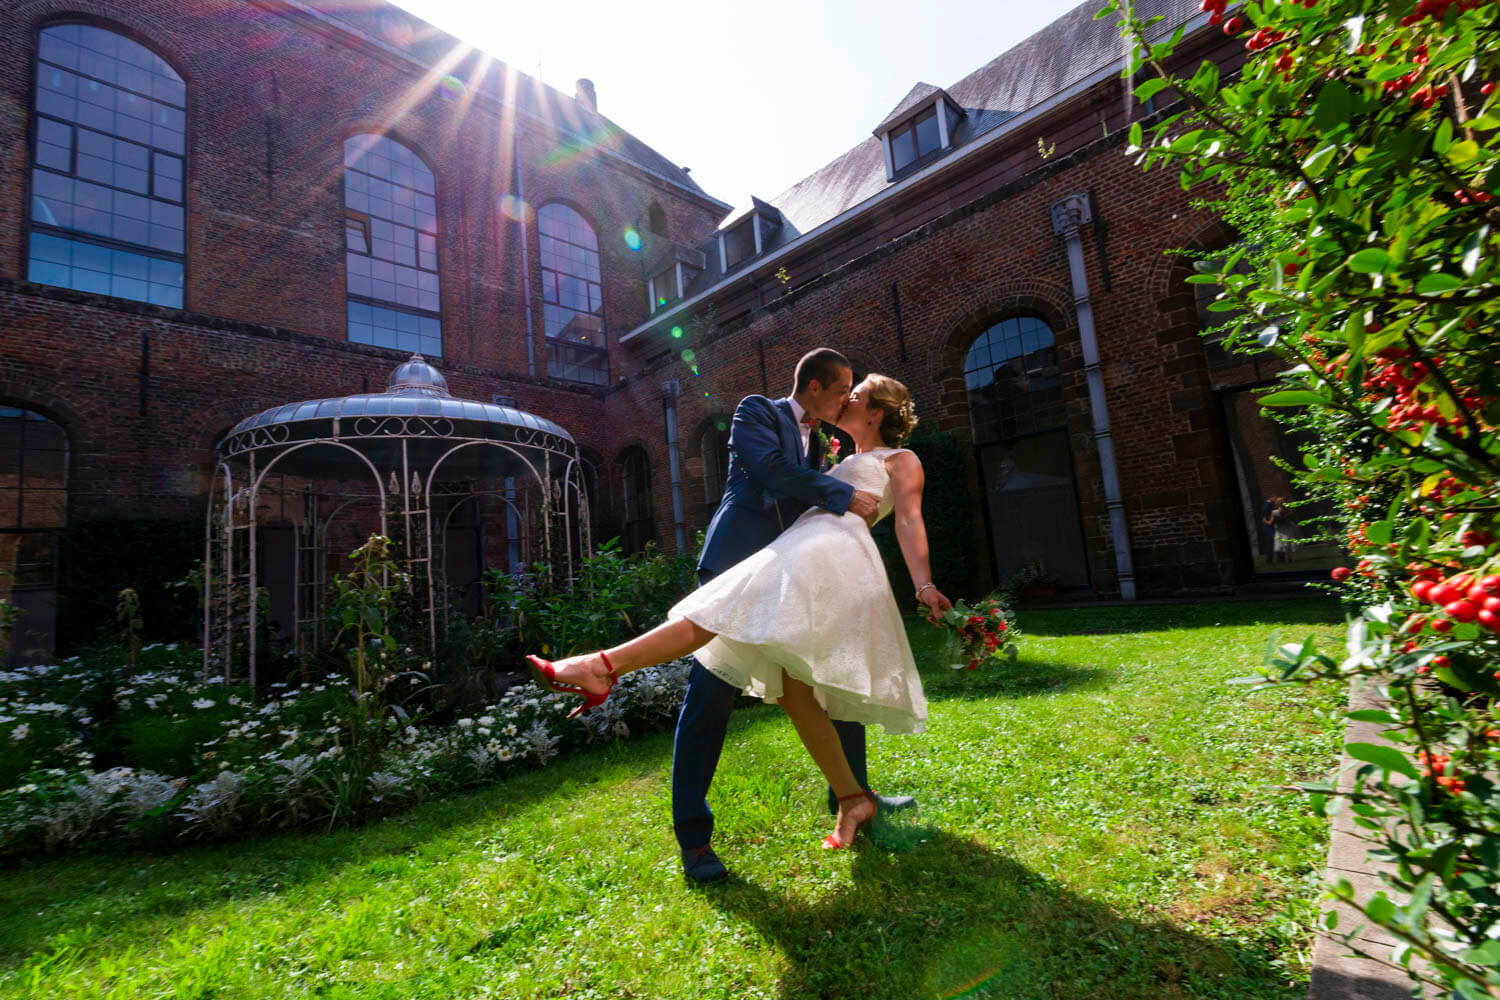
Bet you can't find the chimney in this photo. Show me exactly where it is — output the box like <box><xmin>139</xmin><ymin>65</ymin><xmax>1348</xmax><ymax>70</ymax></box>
<box><xmin>575</xmin><ymin>78</ymin><xmax>597</xmax><ymax>112</ymax></box>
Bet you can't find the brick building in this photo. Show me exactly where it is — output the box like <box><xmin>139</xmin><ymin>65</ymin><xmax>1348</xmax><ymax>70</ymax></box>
<box><xmin>0</xmin><ymin>0</ymin><xmax>1339</xmax><ymax>661</ymax></box>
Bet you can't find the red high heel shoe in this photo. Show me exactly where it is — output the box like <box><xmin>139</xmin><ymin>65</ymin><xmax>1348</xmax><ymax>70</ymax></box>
<box><xmin>822</xmin><ymin>790</ymin><xmax>878</xmax><ymax>850</ymax></box>
<box><xmin>525</xmin><ymin>651</ymin><xmax>618</xmax><ymax>720</ymax></box>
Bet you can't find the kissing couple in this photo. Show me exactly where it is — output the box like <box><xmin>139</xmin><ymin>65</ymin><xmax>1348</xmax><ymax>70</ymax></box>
<box><xmin>528</xmin><ymin>348</ymin><xmax>953</xmax><ymax>881</ymax></box>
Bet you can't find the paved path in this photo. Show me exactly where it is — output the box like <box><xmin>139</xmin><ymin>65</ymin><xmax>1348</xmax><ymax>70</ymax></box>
<box><xmin>1307</xmin><ymin>682</ymin><xmax>1433</xmax><ymax>1000</ymax></box>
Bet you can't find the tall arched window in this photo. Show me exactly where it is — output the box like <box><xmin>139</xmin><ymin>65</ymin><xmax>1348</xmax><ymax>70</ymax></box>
<box><xmin>343</xmin><ymin>135</ymin><xmax>442</xmax><ymax>357</ymax></box>
<box><xmin>701</xmin><ymin>424</ymin><xmax>729</xmax><ymax>504</ymax></box>
<box><xmin>619</xmin><ymin>446</ymin><xmax>653</xmax><ymax>554</ymax></box>
<box><xmin>963</xmin><ymin>315</ymin><xmax>1088</xmax><ymax>588</ymax></box>
<box><xmin>538</xmin><ymin>203</ymin><xmax>607</xmax><ymax>385</ymax></box>
<box><xmin>28</xmin><ymin>24</ymin><xmax>186</xmax><ymax>307</ymax></box>
<box><xmin>0</xmin><ymin>407</ymin><xmax>67</xmax><ymax>664</ymax></box>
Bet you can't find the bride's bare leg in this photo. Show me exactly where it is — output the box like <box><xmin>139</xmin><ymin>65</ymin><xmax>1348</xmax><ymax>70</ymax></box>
<box><xmin>775</xmin><ymin>672</ymin><xmax>875</xmax><ymax>845</ymax></box>
<box><xmin>542</xmin><ymin>618</ymin><xmax>715</xmax><ymax>695</ymax></box>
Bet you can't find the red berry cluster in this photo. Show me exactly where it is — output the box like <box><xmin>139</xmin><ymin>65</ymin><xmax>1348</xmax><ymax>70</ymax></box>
<box><xmin>1416</xmin><ymin>750</ymin><xmax>1466</xmax><ymax>793</ymax></box>
<box><xmin>1245</xmin><ymin>27</ymin><xmax>1287</xmax><ymax>52</ymax></box>
<box><xmin>1410</xmin><ymin>572</ymin><xmax>1500</xmax><ymax>631</ymax></box>
<box><xmin>1359</xmin><ymin>350</ymin><xmax>1488</xmax><ymax>437</ymax></box>
<box><xmin>1401</xmin><ymin>0</ymin><xmax>1491</xmax><ymax>27</ymax></box>
<box><xmin>1454</xmin><ymin>188</ymin><xmax>1492</xmax><ymax>205</ymax></box>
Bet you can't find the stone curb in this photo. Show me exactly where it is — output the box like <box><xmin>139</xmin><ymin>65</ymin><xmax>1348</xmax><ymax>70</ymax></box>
<box><xmin>1307</xmin><ymin>681</ymin><xmax>1435</xmax><ymax>1000</ymax></box>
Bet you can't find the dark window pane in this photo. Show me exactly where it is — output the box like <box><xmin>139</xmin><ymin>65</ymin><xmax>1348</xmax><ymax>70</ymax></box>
<box><xmin>914</xmin><ymin>107</ymin><xmax>941</xmax><ymax>155</ymax></box>
<box><xmin>890</xmin><ymin>124</ymin><xmax>916</xmax><ymax>171</ymax></box>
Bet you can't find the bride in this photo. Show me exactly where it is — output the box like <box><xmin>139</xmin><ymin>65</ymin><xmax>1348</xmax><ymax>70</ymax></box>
<box><xmin>527</xmin><ymin>374</ymin><xmax>953</xmax><ymax>849</ymax></box>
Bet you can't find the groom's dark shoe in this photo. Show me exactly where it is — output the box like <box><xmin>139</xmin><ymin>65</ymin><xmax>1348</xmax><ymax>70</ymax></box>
<box><xmin>828</xmin><ymin>791</ymin><xmax>916</xmax><ymax>815</ymax></box>
<box><xmin>681</xmin><ymin>844</ymin><xmax>729</xmax><ymax>884</ymax></box>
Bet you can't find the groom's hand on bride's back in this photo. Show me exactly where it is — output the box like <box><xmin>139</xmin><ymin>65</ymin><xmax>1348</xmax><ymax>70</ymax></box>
<box><xmin>849</xmin><ymin>490</ymin><xmax>880</xmax><ymax>526</ymax></box>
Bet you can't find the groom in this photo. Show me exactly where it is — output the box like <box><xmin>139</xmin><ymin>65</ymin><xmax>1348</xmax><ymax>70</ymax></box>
<box><xmin>674</xmin><ymin>347</ymin><xmax>914</xmax><ymax>883</ymax></box>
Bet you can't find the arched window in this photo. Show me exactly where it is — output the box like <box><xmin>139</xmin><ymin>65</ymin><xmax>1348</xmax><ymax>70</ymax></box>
<box><xmin>619</xmin><ymin>446</ymin><xmax>653</xmax><ymax>554</ymax></box>
<box><xmin>963</xmin><ymin>315</ymin><xmax>1064</xmax><ymax>443</ymax></box>
<box><xmin>28</xmin><ymin>24</ymin><xmax>186</xmax><ymax>307</ymax></box>
<box><xmin>538</xmin><ymin>203</ymin><xmax>607</xmax><ymax>385</ymax></box>
<box><xmin>0</xmin><ymin>407</ymin><xmax>67</xmax><ymax>665</ymax></box>
<box><xmin>343</xmin><ymin>135</ymin><xmax>442</xmax><ymax>357</ymax></box>
<box><xmin>701</xmin><ymin>424</ymin><xmax>729</xmax><ymax>504</ymax></box>
<box><xmin>963</xmin><ymin>315</ymin><xmax>1088</xmax><ymax>588</ymax></box>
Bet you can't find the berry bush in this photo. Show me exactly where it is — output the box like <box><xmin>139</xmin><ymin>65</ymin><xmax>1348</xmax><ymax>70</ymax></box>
<box><xmin>1105</xmin><ymin>0</ymin><xmax>1500</xmax><ymax>994</ymax></box>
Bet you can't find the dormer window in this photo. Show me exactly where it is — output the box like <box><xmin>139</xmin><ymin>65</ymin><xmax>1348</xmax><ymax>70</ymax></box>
<box><xmin>716</xmin><ymin>198</ymin><xmax>783</xmax><ymax>273</ymax></box>
<box><xmin>875</xmin><ymin>83</ymin><xmax>965</xmax><ymax>182</ymax></box>
<box><xmin>890</xmin><ymin>106</ymin><xmax>941</xmax><ymax>172</ymax></box>
<box><xmin>647</xmin><ymin>246</ymin><xmax>706</xmax><ymax>313</ymax></box>
<box><xmin>649</xmin><ymin>266</ymin><xmax>679</xmax><ymax>310</ymax></box>
<box><xmin>721</xmin><ymin>217</ymin><xmax>756</xmax><ymax>269</ymax></box>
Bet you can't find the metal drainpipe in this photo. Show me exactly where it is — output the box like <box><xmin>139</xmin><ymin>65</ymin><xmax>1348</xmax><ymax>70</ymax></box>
<box><xmin>661</xmin><ymin>379</ymin><xmax>687</xmax><ymax>553</ymax></box>
<box><xmin>1051</xmin><ymin>193</ymin><xmax>1136</xmax><ymax>600</ymax></box>
<box><xmin>515</xmin><ymin>127</ymin><xmax>536</xmax><ymax>377</ymax></box>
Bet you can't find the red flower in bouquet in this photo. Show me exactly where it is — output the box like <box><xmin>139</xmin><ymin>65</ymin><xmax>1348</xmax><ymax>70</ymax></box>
<box><xmin>937</xmin><ymin>596</ymin><xmax>1020</xmax><ymax>669</ymax></box>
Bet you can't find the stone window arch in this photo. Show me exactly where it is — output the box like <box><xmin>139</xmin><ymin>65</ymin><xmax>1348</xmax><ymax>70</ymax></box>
<box><xmin>963</xmin><ymin>314</ymin><xmax>1065</xmax><ymax>442</ymax></box>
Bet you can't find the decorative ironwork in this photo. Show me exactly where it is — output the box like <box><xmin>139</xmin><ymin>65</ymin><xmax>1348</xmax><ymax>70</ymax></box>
<box><xmin>205</xmin><ymin>354</ymin><xmax>588</xmax><ymax>686</ymax></box>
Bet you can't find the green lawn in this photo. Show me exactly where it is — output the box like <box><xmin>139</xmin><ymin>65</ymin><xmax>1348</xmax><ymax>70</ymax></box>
<box><xmin>0</xmin><ymin>600</ymin><xmax>1347</xmax><ymax>1000</ymax></box>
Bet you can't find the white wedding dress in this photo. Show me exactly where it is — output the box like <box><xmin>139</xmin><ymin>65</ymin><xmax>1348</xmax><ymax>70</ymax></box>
<box><xmin>669</xmin><ymin>447</ymin><xmax>928</xmax><ymax>734</ymax></box>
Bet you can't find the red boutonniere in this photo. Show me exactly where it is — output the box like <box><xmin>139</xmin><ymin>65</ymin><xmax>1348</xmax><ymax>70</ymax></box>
<box><xmin>816</xmin><ymin>424</ymin><xmax>844</xmax><ymax>466</ymax></box>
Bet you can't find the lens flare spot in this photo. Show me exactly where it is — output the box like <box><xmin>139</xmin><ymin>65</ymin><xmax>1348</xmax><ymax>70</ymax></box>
<box><xmin>670</xmin><ymin>326</ymin><xmax>683</xmax><ymax>339</ymax></box>
<box><xmin>623</xmin><ymin>228</ymin><xmax>642</xmax><ymax>251</ymax></box>
<box><xmin>498</xmin><ymin>194</ymin><xmax>531</xmax><ymax>222</ymax></box>
<box><xmin>680</xmin><ymin>349</ymin><xmax>695</xmax><ymax>363</ymax></box>
<box><xmin>438</xmin><ymin>75</ymin><xmax>466</xmax><ymax>103</ymax></box>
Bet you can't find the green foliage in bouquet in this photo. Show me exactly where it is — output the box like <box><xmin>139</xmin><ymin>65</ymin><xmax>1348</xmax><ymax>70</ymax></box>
<box><xmin>1104</xmin><ymin>0</ymin><xmax>1500</xmax><ymax>994</ymax></box>
<box><xmin>936</xmin><ymin>595</ymin><xmax>1020</xmax><ymax>670</ymax></box>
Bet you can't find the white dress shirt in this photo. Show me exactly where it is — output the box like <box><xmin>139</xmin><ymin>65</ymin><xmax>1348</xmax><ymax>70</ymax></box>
<box><xmin>788</xmin><ymin>397</ymin><xmax>811</xmax><ymax>459</ymax></box>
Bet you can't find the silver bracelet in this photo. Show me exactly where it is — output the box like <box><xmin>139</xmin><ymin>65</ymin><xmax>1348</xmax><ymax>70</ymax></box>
<box><xmin>914</xmin><ymin>582</ymin><xmax>935</xmax><ymax>601</ymax></box>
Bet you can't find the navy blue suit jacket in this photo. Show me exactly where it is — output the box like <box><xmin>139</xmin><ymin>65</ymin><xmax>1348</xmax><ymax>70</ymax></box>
<box><xmin>696</xmin><ymin>395</ymin><xmax>855</xmax><ymax>578</ymax></box>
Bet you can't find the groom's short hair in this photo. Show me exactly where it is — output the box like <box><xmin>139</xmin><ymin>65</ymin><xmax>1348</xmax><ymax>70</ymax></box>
<box><xmin>793</xmin><ymin>348</ymin><xmax>851</xmax><ymax>394</ymax></box>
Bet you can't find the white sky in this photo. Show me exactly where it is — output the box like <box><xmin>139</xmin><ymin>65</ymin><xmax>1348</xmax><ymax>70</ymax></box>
<box><xmin>390</xmin><ymin>0</ymin><xmax>1086</xmax><ymax>217</ymax></box>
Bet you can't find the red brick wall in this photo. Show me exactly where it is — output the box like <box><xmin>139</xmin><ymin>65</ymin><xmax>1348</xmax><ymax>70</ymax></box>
<box><xmin>0</xmin><ymin>0</ymin><xmax>1264</xmax><ymax>605</ymax></box>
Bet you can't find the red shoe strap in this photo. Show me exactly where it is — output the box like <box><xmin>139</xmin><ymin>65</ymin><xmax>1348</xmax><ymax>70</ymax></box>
<box><xmin>598</xmin><ymin>650</ymin><xmax>619</xmax><ymax>683</ymax></box>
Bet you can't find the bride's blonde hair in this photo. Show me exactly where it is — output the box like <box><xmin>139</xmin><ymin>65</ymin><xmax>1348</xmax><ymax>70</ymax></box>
<box><xmin>864</xmin><ymin>374</ymin><xmax>918</xmax><ymax>447</ymax></box>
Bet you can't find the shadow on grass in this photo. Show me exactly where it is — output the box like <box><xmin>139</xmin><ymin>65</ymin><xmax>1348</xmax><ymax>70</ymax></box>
<box><xmin>701</xmin><ymin>818</ymin><xmax>1301</xmax><ymax>1000</ymax></box>
<box><xmin>919</xmin><ymin>661</ymin><xmax>1108</xmax><ymax>702</ymax></box>
<box><xmin>1016</xmin><ymin>599</ymin><xmax>1343</xmax><ymax>639</ymax></box>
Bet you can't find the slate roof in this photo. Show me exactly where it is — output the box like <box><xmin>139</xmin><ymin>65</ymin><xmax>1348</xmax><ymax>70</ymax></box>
<box><xmin>874</xmin><ymin>82</ymin><xmax>959</xmax><ymax>134</ymax></box>
<box><xmin>299</xmin><ymin>0</ymin><xmax>725</xmax><ymax>207</ymax></box>
<box><xmin>677</xmin><ymin>0</ymin><xmax>1202</xmax><ymax>297</ymax></box>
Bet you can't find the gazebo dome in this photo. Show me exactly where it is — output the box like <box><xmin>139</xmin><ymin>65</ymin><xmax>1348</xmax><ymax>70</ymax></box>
<box><xmin>220</xmin><ymin>355</ymin><xmax>575</xmax><ymax>479</ymax></box>
<box><xmin>387</xmin><ymin>353</ymin><xmax>451</xmax><ymax>396</ymax></box>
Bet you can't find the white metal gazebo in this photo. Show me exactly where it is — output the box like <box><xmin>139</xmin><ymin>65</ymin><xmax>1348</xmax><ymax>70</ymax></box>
<box><xmin>205</xmin><ymin>354</ymin><xmax>590</xmax><ymax>685</ymax></box>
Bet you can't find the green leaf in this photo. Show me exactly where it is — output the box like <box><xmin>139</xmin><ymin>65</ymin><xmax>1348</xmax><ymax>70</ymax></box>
<box><xmin>1365</xmin><ymin>891</ymin><xmax>1396</xmax><ymax>924</ymax></box>
<box><xmin>1134</xmin><ymin>78</ymin><xmax>1170</xmax><ymax>102</ymax></box>
<box><xmin>1258</xmin><ymin>390</ymin><xmax>1326</xmax><ymax>407</ymax></box>
<box><xmin>1346</xmin><ymin>709</ymin><xmax>1399</xmax><ymax>724</ymax></box>
<box><xmin>1416</xmin><ymin>272</ymin><xmax>1463</xmax><ymax>294</ymax></box>
<box><xmin>1348</xmin><ymin>248</ymin><xmax>1389</xmax><ymax>273</ymax></box>
<box><xmin>1434</xmin><ymin>116</ymin><xmax>1454</xmax><ymax>154</ymax></box>
<box><xmin>1128</xmin><ymin>122</ymin><xmax>1142</xmax><ymax>151</ymax></box>
<box><xmin>1303</xmin><ymin>144</ymin><xmax>1337</xmax><ymax>178</ymax></box>
<box><xmin>1314</xmin><ymin>82</ymin><xmax>1355</xmax><ymax>134</ymax></box>
<box><xmin>1346</xmin><ymin>742</ymin><xmax>1421</xmax><ymax>779</ymax></box>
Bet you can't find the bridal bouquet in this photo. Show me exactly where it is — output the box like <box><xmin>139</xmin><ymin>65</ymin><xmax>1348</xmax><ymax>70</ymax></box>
<box><xmin>936</xmin><ymin>596</ymin><xmax>1018</xmax><ymax>670</ymax></box>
